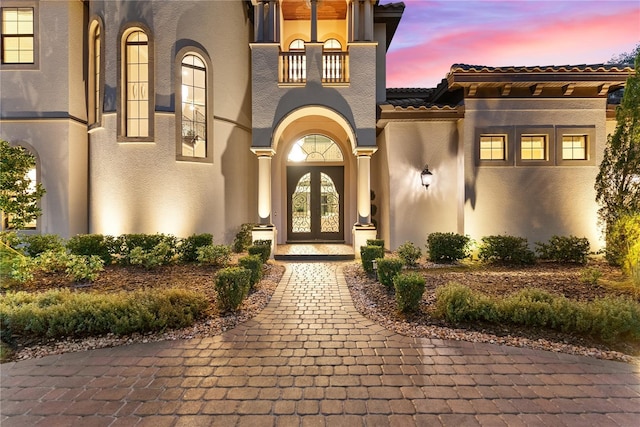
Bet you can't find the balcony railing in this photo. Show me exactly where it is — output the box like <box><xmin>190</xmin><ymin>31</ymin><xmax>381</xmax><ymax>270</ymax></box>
<box><xmin>279</xmin><ymin>51</ymin><xmax>349</xmax><ymax>84</ymax></box>
<box><xmin>322</xmin><ymin>51</ymin><xmax>347</xmax><ymax>83</ymax></box>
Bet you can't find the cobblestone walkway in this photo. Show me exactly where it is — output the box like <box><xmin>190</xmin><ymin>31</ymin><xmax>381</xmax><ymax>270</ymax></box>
<box><xmin>1</xmin><ymin>262</ymin><xmax>639</xmax><ymax>426</ymax></box>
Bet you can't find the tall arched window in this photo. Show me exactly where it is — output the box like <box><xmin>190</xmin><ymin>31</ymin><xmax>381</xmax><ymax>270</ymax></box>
<box><xmin>180</xmin><ymin>54</ymin><xmax>207</xmax><ymax>159</ymax></box>
<box><xmin>88</xmin><ymin>19</ymin><xmax>103</xmax><ymax>126</ymax></box>
<box><xmin>120</xmin><ymin>26</ymin><xmax>153</xmax><ymax>139</ymax></box>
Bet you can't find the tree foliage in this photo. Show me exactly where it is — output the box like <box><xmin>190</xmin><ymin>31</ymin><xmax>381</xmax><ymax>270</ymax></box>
<box><xmin>595</xmin><ymin>53</ymin><xmax>640</xmax><ymax>261</ymax></box>
<box><xmin>608</xmin><ymin>43</ymin><xmax>640</xmax><ymax>66</ymax></box>
<box><xmin>0</xmin><ymin>140</ymin><xmax>46</xmax><ymax>229</ymax></box>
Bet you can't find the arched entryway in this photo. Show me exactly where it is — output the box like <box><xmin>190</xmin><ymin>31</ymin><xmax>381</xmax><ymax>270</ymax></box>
<box><xmin>286</xmin><ymin>135</ymin><xmax>345</xmax><ymax>242</ymax></box>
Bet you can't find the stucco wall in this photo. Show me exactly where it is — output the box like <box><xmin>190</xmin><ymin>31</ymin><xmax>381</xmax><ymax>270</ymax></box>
<box><xmin>375</xmin><ymin>120</ymin><xmax>461</xmax><ymax>250</ymax></box>
<box><xmin>463</xmin><ymin>98</ymin><xmax>607</xmax><ymax>250</ymax></box>
<box><xmin>89</xmin><ymin>0</ymin><xmax>256</xmax><ymax>242</ymax></box>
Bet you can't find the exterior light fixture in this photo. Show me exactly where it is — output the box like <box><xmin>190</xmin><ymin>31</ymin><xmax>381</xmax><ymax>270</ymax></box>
<box><xmin>420</xmin><ymin>165</ymin><xmax>433</xmax><ymax>189</ymax></box>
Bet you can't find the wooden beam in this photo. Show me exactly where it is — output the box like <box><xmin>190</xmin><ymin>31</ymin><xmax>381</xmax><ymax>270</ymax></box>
<box><xmin>562</xmin><ymin>83</ymin><xmax>575</xmax><ymax>96</ymax></box>
<box><xmin>500</xmin><ymin>83</ymin><xmax>512</xmax><ymax>96</ymax></box>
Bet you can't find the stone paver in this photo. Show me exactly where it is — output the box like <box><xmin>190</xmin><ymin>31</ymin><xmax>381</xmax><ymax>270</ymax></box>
<box><xmin>1</xmin><ymin>262</ymin><xmax>639</xmax><ymax>426</ymax></box>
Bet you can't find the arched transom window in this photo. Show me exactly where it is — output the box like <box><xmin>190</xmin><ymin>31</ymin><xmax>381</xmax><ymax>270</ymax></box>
<box><xmin>288</xmin><ymin>134</ymin><xmax>343</xmax><ymax>162</ymax></box>
<box><xmin>181</xmin><ymin>54</ymin><xmax>207</xmax><ymax>158</ymax></box>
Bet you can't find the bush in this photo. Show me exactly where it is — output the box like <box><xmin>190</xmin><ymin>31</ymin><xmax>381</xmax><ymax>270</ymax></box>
<box><xmin>580</xmin><ymin>267</ymin><xmax>602</xmax><ymax>285</ymax></box>
<box><xmin>434</xmin><ymin>283</ymin><xmax>640</xmax><ymax>343</ymax></box>
<box><xmin>128</xmin><ymin>242</ymin><xmax>174</xmax><ymax>269</ymax></box>
<box><xmin>239</xmin><ymin>254</ymin><xmax>263</xmax><ymax>289</ymax></box>
<box><xmin>21</xmin><ymin>234</ymin><xmax>65</xmax><ymax>257</ymax></box>
<box><xmin>393</xmin><ymin>272</ymin><xmax>425</xmax><ymax>313</ymax></box>
<box><xmin>0</xmin><ymin>287</ymin><xmax>208</xmax><ymax>340</ymax></box>
<box><xmin>435</xmin><ymin>282</ymin><xmax>496</xmax><ymax>323</ymax></box>
<box><xmin>35</xmin><ymin>249</ymin><xmax>69</xmax><ymax>273</ymax></box>
<box><xmin>233</xmin><ymin>223</ymin><xmax>255</xmax><ymax>253</ymax></box>
<box><xmin>624</xmin><ymin>239</ymin><xmax>640</xmax><ymax>287</ymax></box>
<box><xmin>215</xmin><ymin>267</ymin><xmax>251</xmax><ymax>311</ymax></box>
<box><xmin>117</xmin><ymin>234</ymin><xmax>177</xmax><ymax>265</ymax></box>
<box><xmin>478</xmin><ymin>235</ymin><xmax>536</xmax><ymax>265</ymax></box>
<box><xmin>376</xmin><ymin>257</ymin><xmax>404</xmax><ymax>290</ymax></box>
<box><xmin>360</xmin><ymin>245</ymin><xmax>385</xmax><ymax>275</ymax></box>
<box><xmin>396</xmin><ymin>241</ymin><xmax>421</xmax><ymax>267</ymax></box>
<box><xmin>535</xmin><ymin>235</ymin><xmax>590</xmax><ymax>264</ymax></box>
<box><xmin>426</xmin><ymin>232</ymin><xmax>471</xmax><ymax>263</ymax></box>
<box><xmin>0</xmin><ymin>231</ymin><xmax>21</xmax><ymax>251</ymax></box>
<box><xmin>9</xmin><ymin>255</ymin><xmax>36</xmax><ymax>283</ymax></box>
<box><xmin>179</xmin><ymin>233</ymin><xmax>214</xmax><ymax>263</ymax></box>
<box><xmin>605</xmin><ymin>213</ymin><xmax>640</xmax><ymax>266</ymax></box>
<box><xmin>66</xmin><ymin>234</ymin><xmax>115</xmax><ymax>265</ymax></box>
<box><xmin>196</xmin><ymin>244</ymin><xmax>231</xmax><ymax>267</ymax></box>
<box><xmin>65</xmin><ymin>255</ymin><xmax>104</xmax><ymax>283</ymax></box>
<box><xmin>367</xmin><ymin>239</ymin><xmax>385</xmax><ymax>248</ymax></box>
<box><xmin>248</xmin><ymin>243</ymin><xmax>271</xmax><ymax>263</ymax></box>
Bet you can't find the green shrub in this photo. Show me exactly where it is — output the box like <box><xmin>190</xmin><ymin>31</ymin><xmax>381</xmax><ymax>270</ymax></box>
<box><xmin>376</xmin><ymin>257</ymin><xmax>404</xmax><ymax>290</ymax></box>
<box><xmin>248</xmin><ymin>243</ymin><xmax>271</xmax><ymax>263</ymax></box>
<box><xmin>605</xmin><ymin>213</ymin><xmax>640</xmax><ymax>266</ymax></box>
<box><xmin>65</xmin><ymin>255</ymin><xmax>104</xmax><ymax>283</ymax></box>
<box><xmin>128</xmin><ymin>242</ymin><xmax>174</xmax><ymax>269</ymax></box>
<box><xmin>35</xmin><ymin>249</ymin><xmax>69</xmax><ymax>273</ymax></box>
<box><xmin>623</xmin><ymin>239</ymin><xmax>640</xmax><ymax>287</ymax></box>
<box><xmin>21</xmin><ymin>234</ymin><xmax>65</xmax><ymax>257</ymax></box>
<box><xmin>239</xmin><ymin>254</ymin><xmax>263</xmax><ymax>289</ymax></box>
<box><xmin>0</xmin><ymin>231</ymin><xmax>21</xmax><ymax>251</ymax></box>
<box><xmin>233</xmin><ymin>223</ymin><xmax>255</xmax><ymax>253</ymax></box>
<box><xmin>66</xmin><ymin>234</ymin><xmax>115</xmax><ymax>265</ymax></box>
<box><xmin>435</xmin><ymin>282</ymin><xmax>496</xmax><ymax>323</ymax></box>
<box><xmin>0</xmin><ymin>288</ymin><xmax>208</xmax><ymax>340</ymax></box>
<box><xmin>215</xmin><ymin>267</ymin><xmax>251</xmax><ymax>311</ymax></box>
<box><xmin>9</xmin><ymin>255</ymin><xmax>36</xmax><ymax>283</ymax></box>
<box><xmin>179</xmin><ymin>233</ymin><xmax>214</xmax><ymax>263</ymax></box>
<box><xmin>478</xmin><ymin>235</ymin><xmax>536</xmax><ymax>265</ymax></box>
<box><xmin>366</xmin><ymin>239</ymin><xmax>385</xmax><ymax>248</ymax></box>
<box><xmin>117</xmin><ymin>234</ymin><xmax>177</xmax><ymax>265</ymax></box>
<box><xmin>196</xmin><ymin>244</ymin><xmax>231</xmax><ymax>267</ymax></box>
<box><xmin>396</xmin><ymin>241</ymin><xmax>421</xmax><ymax>267</ymax></box>
<box><xmin>535</xmin><ymin>235</ymin><xmax>590</xmax><ymax>264</ymax></box>
<box><xmin>434</xmin><ymin>283</ymin><xmax>640</xmax><ymax>343</ymax></box>
<box><xmin>360</xmin><ymin>245</ymin><xmax>385</xmax><ymax>275</ymax></box>
<box><xmin>426</xmin><ymin>232</ymin><xmax>471</xmax><ymax>263</ymax></box>
<box><xmin>580</xmin><ymin>267</ymin><xmax>602</xmax><ymax>285</ymax></box>
<box><xmin>393</xmin><ymin>272</ymin><xmax>425</xmax><ymax>313</ymax></box>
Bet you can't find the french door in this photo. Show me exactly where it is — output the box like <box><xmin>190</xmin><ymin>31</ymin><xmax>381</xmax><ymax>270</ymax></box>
<box><xmin>287</xmin><ymin>166</ymin><xmax>344</xmax><ymax>242</ymax></box>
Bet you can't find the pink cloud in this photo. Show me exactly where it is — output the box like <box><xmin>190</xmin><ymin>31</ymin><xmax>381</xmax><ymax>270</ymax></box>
<box><xmin>386</xmin><ymin>6</ymin><xmax>640</xmax><ymax>88</ymax></box>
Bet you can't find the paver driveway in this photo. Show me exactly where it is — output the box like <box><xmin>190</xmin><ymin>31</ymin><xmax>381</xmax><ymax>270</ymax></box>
<box><xmin>1</xmin><ymin>262</ymin><xmax>639</xmax><ymax>426</ymax></box>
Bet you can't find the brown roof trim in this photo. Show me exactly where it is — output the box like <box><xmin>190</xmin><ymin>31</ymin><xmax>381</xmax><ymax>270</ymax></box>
<box><xmin>375</xmin><ymin>2</ymin><xmax>405</xmax><ymax>50</ymax></box>
<box><xmin>377</xmin><ymin>103</ymin><xmax>464</xmax><ymax>131</ymax></box>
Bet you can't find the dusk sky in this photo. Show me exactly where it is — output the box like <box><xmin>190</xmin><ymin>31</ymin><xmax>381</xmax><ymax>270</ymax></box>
<box><xmin>383</xmin><ymin>0</ymin><xmax>640</xmax><ymax>88</ymax></box>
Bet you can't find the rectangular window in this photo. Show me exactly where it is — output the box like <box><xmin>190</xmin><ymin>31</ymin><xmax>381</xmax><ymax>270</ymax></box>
<box><xmin>521</xmin><ymin>135</ymin><xmax>547</xmax><ymax>160</ymax></box>
<box><xmin>562</xmin><ymin>135</ymin><xmax>587</xmax><ymax>160</ymax></box>
<box><xmin>1</xmin><ymin>7</ymin><xmax>34</xmax><ymax>64</ymax></box>
<box><xmin>479</xmin><ymin>135</ymin><xmax>506</xmax><ymax>160</ymax></box>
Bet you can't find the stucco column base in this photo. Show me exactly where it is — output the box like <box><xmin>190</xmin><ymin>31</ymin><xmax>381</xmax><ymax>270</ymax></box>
<box><xmin>252</xmin><ymin>225</ymin><xmax>277</xmax><ymax>259</ymax></box>
<box><xmin>352</xmin><ymin>224</ymin><xmax>377</xmax><ymax>259</ymax></box>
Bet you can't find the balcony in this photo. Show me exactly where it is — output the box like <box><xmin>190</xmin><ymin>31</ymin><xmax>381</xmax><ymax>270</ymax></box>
<box><xmin>279</xmin><ymin>50</ymin><xmax>348</xmax><ymax>84</ymax></box>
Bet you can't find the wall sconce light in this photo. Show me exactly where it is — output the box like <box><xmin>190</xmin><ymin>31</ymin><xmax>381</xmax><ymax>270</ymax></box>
<box><xmin>420</xmin><ymin>165</ymin><xmax>433</xmax><ymax>189</ymax></box>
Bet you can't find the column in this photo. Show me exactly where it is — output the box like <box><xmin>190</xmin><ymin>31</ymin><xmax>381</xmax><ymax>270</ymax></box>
<box><xmin>363</xmin><ymin>0</ymin><xmax>373</xmax><ymax>41</ymax></box>
<box><xmin>257</xmin><ymin>151</ymin><xmax>274</xmax><ymax>224</ymax></box>
<box><xmin>251</xmin><ymin>148</ymin><xmax>277</xmax><ymax>257</ymax></box>
<box><xmin>310</xmin><ymin>0</ymin><xmax>318</xmax><ymax>42</ymax></box>
<box><xmin>256</xmin><ymin>1</ymin><xmax>264</xmax><ymax>42</ymax></box>
<box><xmin>353</xmin><ymin>148</ymin><xmax>378</xmax><ymax>256</ymax></box>
<box><xmin>356</xmin><ymin>150</ymin><xmax>374</xmax><ymax>224</ymax></box>
<box><xmin>266</xmin><ymin>0</ymin><xmax>275</xmax><ymax>42</ymax></box>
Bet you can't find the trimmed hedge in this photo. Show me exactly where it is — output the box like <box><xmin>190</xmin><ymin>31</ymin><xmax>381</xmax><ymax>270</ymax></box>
<box><xmin>426</xmin><ymin>232</ymin><xmax>471</xmax><ymax>263</ymax></box>
<box><xmin>249</xmin><ymin>240</ymin><xmax>271</xmax><ymax>263</ymax></box>
<box><xmin>478</xmin><ymin>235</ymin><xmax>536</xmax><ymax>265</ymax></box>
<box><xmin>393</xmin><ymin>272</ymin><xmax>426</xmax><ymax>313</ymax></box>
<box><xmin>66</xmin><ymin>234</ymin><xmax>115</xmax><ymax>265</ymax></box>
<box><xmin>360</xmin><ymin>245</ymin><xmax>384</xmax><ymax>275</ymax></box>
<box><xmin>366</xmin><ymin>239</ymin><xmax>385</xmax><ymax>248</ymax></box>
<box><xmin>239</xmin><ymin>254</ymin><xmax>263</xmax><ymax>289</ymax></box>
<box><xmin>196</xmin><ymin>244</ymin><xmax>231</xmax><ymax>267</ymax></box>
<box><xmin>376</xmin><ymin>257</ymin><xmax>404</xmax><ymax>290</ymax></box>
<box><xmin>179</xmin><ymin>233</ymin><xmax>214</xmax><ymax>263</ymax></box>
<box><xmin>0</xmin><ymin>288</ymin><xmax>208</xmax><ymax>340</ymax></box>
<box><xmin>435</xmin><ymin>283</ymin><xmax>640</xmax><ymax>343</ymax></box>
<box><xmin>215</xmin><ymin>267</ymin><xmax>251</xmax><ymax>312</ymax></box>
<box><xmin>535</xmin><ymin>235</ymin><xmax>590</xmax><ymax>264</ymax></box>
